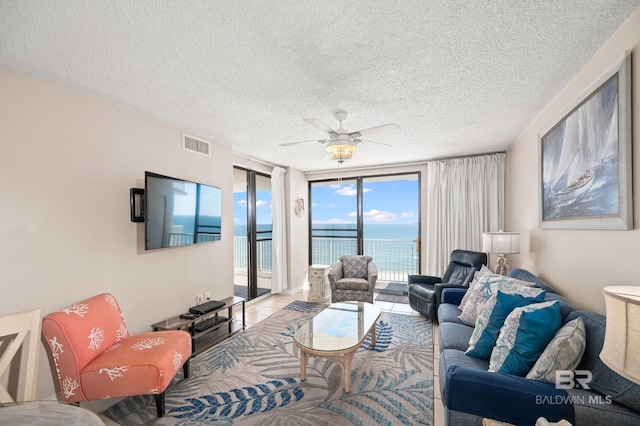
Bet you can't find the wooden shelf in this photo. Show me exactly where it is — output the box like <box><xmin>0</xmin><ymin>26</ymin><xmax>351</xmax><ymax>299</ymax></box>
<box><xmin>152</xmin><ymin>296</ymin><xmax>245</xmax><ymax>358</ymax></box>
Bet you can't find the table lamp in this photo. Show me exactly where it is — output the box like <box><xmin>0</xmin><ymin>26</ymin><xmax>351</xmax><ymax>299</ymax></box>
<box><xmin>482</xmin><ymin>231</ymin><xmax>520</xmax><ymax>275</ymax></box>
<box><xmin>600</xmin><ymin>286</ymin><xmax>640</xmax><ymax>384</ymax></box>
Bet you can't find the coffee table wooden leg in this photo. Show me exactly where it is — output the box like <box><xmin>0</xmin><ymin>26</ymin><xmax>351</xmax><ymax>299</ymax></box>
<box><xmin>300</xmin><ymin>350</ymin><xmax>307</xmax><ymax>381</ymax></box>
<box><xmin>343</xmin><ymin>352</ymin><xmax>355</xmax><ymax>393</ymax></box>
<box><xmin>371</xmin><ymin>322</ymin><xmax>377</xmax><ymax>347</ymax></box>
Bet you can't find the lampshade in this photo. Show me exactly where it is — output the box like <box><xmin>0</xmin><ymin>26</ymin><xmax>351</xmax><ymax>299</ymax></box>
<box><xmin>326</xmin><ymin>142</ymin><xmax>357</xmax><ymax>163</ymax></box>
<box><xmin>482</xmin><ymin>231</ymin><xmax>520</xmax><ymax>254</ymax></box>
<box><xmin>600</xmin><ymin>286</ymin><xmax>640</xmax><ymax>384</ymax></box>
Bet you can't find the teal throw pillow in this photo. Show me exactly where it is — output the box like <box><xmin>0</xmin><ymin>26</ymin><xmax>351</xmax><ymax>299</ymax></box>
<box><xmin>466</xmin><ymin>289</ymin><xmax>546</xmax><ymax>359</ymax></box>
<box><xmin>526</xmin><ymin>317</ymin><xmax>586</xmax><ymax>383</ymax></box>
<box><xmin>489</xmin><ymin>300</ymin><xmax>562</xmax><ymax>376</ymax></box>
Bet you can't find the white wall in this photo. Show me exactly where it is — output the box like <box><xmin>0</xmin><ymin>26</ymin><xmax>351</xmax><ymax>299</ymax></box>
<box><xmin>0</xmin><ymin>65</ymin><xmax>234</xmax><ymax>399</ymax></box>
<box><xmin>286</xmin><ymin>167</ymin><xmax>310</xmax><ymax>291</ymax></box>
<box><xmin>506</xmin><ymin>8</ymin><xmax>640</xmax><ymax>314</ymax></box>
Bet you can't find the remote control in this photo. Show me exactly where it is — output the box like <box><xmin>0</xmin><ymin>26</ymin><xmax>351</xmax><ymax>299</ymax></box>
<box><xmin>180</xmin><ymin>313</ymin><xmax>197</xmax><ymax>320</ymax></box>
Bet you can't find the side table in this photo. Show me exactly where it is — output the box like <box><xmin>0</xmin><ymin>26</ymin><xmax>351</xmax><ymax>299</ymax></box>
<box><xmin>308</xmin><ymin>264</ymin><xmax>331</xmax><ymax>303</ymax></box>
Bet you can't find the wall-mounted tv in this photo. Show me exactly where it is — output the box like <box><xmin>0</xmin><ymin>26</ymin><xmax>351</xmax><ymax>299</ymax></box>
<box><xmin>145</xmin><ymin>171</ymin><xmax>222</xmax><ymax>250</ymax></box>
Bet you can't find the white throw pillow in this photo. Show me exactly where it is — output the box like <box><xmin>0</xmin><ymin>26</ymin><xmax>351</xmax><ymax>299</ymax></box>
<box><xmin>457</xmin><ymin>274</ymin><xmax>537</xmax><ymax>326</ymax></box>
<box><xmin>458</xmin><ymin>265</ymin><xmax>495</xmax><ymax>311</ymax></box>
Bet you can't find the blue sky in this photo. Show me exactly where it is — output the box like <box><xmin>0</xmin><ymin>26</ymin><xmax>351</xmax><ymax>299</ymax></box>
<box><xmin>233</xmin><ymin>175</ymin><xmax>419</xmax><ymax>227</ymax></box>
<box><xmin>311</xmin><ymin>177</ymin><xmax>418</xmax><ymax>225</ymax></box>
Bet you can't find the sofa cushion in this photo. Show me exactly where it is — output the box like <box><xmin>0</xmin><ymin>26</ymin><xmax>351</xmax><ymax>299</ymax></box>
<box><xmin>340</xmin><ymin>255</ymin><xmax>370</xmax><ymax>278</ymax></box>
<box><xmin>568</xmin><ymin>310</ymin><xmax>640</xmax><ymax>413</ymax></box>
<box><xmin>458</xmin><ymin>275</ymin><xmax>540</xmax><ymax>326</ymax></box>
<box><xmin>438</xmin><ymin>302</ymin><xmax>466</xmax><ymax>325</ymax></box>
<box><xmin>526</xmin><ymin>317</ymin><xmax>586</xmax><ymax>383</ymax></box>
<box><xmin>507</xmin><ymin>268</ymin><xmax>557</xmax><ymax>293</ymax></box>
<box><xmin>335</xmin><ymin>277</ymin><xmax>369</xmax><ymax>291</ymax></box>
<box><xmin>489</xmin><ymin>301</ymin><xmax>561</xmax><ymax>376</ymax></box>
<box><xmin>439</xmin><ymin>322</ymin><xmax>474</xmax><ymax>352</ymax></box>
<box><xmin>467</xmin><ymin>290</ymin><xmax>546</xmax><ymax>359</ymax></box>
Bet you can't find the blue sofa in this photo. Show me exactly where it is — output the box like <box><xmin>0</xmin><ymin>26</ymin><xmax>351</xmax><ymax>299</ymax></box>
<box><xmin>437</xmin><ymin>268</ymin><xmax>640</xmax><ymax>425</ymax></box>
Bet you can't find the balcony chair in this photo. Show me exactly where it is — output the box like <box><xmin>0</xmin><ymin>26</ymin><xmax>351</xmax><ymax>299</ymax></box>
<box><xmin>408</xmin><ymin>249</ymin><xmax>487</xmax><ymax>322</ymax></box>
<box><xmin>0</xmin><ymin>309</ymin><xmax>41</xmax><ymax>403</ymax></box>
<box><xmin>41</xmin><ymin>293</ymin><xmax>192</xmax><ymax>417</ymax></box>
<box><xmin>328</xmin><ymin>255</ymin><xmax>378</xmax><ymax>304</ymax></box>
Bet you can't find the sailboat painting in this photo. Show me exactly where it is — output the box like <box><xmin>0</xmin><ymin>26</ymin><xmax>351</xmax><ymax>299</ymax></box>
<box><xmin>539</xmin><ymin>53</ymin><xmax>633</xmax><ymax>229</ymax></box>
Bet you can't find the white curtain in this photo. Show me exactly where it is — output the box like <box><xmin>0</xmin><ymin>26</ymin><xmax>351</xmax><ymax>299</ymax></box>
<box><xmin>426</xmin><ymin>153</ymin><xmax>505</xmax><ymax>276</ymax></box>
<box><xmin>270</xmin><ymin>167</ymin><xmax>288</xmax><ymax>294</ymax></box>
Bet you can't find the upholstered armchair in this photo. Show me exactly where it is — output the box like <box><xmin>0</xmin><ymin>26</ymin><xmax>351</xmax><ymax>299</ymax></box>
<box><xmin>328</xmin><ymin>255</ymin><xmax>378</xmax><ymax>303</ymax></box>
<box><xmin>42</xmin><ymin>293</ymin><xmax>192</xmax><ymax>417</ymax></box>
<box><xmin>408</xmin><ymin>249</ymin><xmax>487</xmax><ymax>322</ymax></box>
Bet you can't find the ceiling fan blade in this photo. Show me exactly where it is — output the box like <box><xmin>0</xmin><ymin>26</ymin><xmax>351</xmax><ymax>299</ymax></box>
<box><xmin>303</xmin><ymin>118</ymin><xmax>338</xmax><ymax>135</ymax></box>
<box><xmin>279</xmin><ymin>139</ymin><xmax>327</xmax><ymax>147</ymax></box>
<box><xmin>350</xmin><ymin>123</ymin><xmax>400</xmax><ymax>139</ymax></box>
<box><xmin>359</xmin><ymin>139</ymin><xmax>392</xmax><ymax>147</ymax></box>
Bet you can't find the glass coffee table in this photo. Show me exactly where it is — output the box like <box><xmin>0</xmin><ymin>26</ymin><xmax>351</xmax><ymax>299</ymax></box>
<box><xmin>294</xmin><ymin>301</ymin><xmax>381</xmax><ymax>393</ymax></box>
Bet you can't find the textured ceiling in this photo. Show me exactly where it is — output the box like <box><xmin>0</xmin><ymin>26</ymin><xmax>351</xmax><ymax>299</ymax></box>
<box><xmin>1</xmin><ymin>1</ymin><xmax>639</xmax><ymax>172</ymax></box>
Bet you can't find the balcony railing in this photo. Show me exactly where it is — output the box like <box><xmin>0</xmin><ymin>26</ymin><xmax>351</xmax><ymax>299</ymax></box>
<box><xmin>233</xmin><ymin>236</ymin><xmax>418</xmax><ymax>282</ymax></box>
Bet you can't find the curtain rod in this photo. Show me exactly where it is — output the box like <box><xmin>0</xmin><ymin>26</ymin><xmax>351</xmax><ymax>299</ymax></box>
<box><xmin>232</xmin><ymin>153</ymin><xmax>283</xmax><ymax>169</ymax></box>
<box><xmin>304</xmin><ymin>151</ymin><xmax>505</xmax><ymax>175</ymax></box>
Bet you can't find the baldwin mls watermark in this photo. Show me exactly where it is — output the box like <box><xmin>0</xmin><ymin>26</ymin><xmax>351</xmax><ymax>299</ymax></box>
<box><xmin>535</xmin><ymin>370</ymin><xmax>612</xmax><ymax>405</ymax></box>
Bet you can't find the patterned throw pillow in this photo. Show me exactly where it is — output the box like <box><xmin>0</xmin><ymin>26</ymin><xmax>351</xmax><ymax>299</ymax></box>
<box><xmin>526</xmin><ymin>317</ymin><xmax>586</xmax><ymax>383</ymax></box>
<box><xmin>466</xmin><ymin>289</ymin><xmax>546</xmax><ymax>359</ymax></box>
<box><xmin>341</xmin><ymin>256</ymin><xmax>370</xmax><ymax>278</ymax></box>
<box><xmin>458</xmin><ymin>265</ymin><xmax>495</xmax><ymax>311</ymax></box>
<box><xmin>489</xmin><ymin>301</ymin><xmax>562</xmax><ymax>376</ymax></box>
<box><xmin>458</xmin><ymin>274</ymin><xmax>538</xmax><ymax>326</ymax></box>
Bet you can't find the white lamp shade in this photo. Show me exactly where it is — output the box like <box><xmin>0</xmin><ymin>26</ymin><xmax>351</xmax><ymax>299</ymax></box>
<box><xmin>482</xmin><ymin>232</ymin><xmax>520</xmax><ymax>254</ymax></box>
<box><xmin>600</xmin><ymin>286</ymin><xmax>640</xmax><ymax>384</ymax></box>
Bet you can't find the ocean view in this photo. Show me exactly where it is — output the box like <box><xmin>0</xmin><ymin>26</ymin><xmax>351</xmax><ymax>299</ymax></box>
<box><xmin>234</xmin><ymin>223</ymin><xmax>419</xmax><ymax>280</ymax></box>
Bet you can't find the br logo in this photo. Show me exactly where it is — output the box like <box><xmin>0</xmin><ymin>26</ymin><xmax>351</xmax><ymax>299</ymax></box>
<box><xmin>555</xmin><ymin>370</ymin><xmax>592</xmax><ymax>390</ymax></box>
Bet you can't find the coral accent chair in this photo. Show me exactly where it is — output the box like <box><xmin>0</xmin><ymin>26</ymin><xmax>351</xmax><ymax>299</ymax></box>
<box><xmin>329</xmin><ymin>255</ymin><xmax>378</xmax><ymax>303</ymax></box>
<box><xmin>41</xmin><ymin>293</ymin><xmax>191</xmax><ymax>417</ymax></box>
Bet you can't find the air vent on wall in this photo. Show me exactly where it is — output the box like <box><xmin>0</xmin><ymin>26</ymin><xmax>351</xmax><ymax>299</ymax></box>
<box><xmin>183</xmin><ymin>134</ymin><xmax>211</xmax><ymax>156</ymax></box>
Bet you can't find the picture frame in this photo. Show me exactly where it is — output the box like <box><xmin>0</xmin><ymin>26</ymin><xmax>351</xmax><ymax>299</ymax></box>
<box><xmin>539</xmin><ymin>52</ymin><xmax>633</xmax><ymax>230</ymax></box>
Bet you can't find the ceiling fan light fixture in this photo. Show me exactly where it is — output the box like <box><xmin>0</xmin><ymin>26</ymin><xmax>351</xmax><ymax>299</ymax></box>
<box><xmin>326</xmin><ymin>143</ymin><xmax>357</xmax><ymax>163</ymax></box>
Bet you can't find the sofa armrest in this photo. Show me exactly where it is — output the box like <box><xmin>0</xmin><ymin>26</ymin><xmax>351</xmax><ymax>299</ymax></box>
<box><xmin>434</xmin><ymin>283</ymin><xmax>467</xmax><ymax>308</ymax></box>
<box><xmin>441</xmin><ymin>288</ymin><xmax>467</xmax><ymax>306</ymax></box>
<box><xmin>444</xmin><ymin>365</ymin><xmax>574</xmax><ymax>425</ymax></box>
<box><xmin>328</xmin><ymin>261</ymin><xmax>343</xmax><ymax>291</ymax></box>
<box><xmin>407</xmin><ymin>274</ymin><xmax>442</xmax><ymax>286</ymax></box>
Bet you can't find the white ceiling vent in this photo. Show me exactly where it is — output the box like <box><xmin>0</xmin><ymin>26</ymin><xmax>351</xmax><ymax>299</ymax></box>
<box><xmin>183</xmin><ymin>134</ymin><xmax>211</xmax><ymax>156</ymax></box>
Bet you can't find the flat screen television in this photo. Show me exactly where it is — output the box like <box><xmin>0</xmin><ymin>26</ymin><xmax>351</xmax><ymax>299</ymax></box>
<box><xmin>145</xmin><ymin>171</ymin><xmax>222</xmax><ymax>250</ymax></box>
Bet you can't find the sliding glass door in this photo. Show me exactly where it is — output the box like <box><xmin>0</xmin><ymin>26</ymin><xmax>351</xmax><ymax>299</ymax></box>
<box><xmin>309</xmin><ymin>173</ymin><xmax>420</xmax><ymax>282</ymax></box>
<box><xmin>233</xmin><ymin>167</ymin><xmax>272</xmax><ymax>301</ymax></box>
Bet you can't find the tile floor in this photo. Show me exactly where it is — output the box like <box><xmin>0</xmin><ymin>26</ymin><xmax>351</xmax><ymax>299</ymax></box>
<box><xmin>99</xmin><ymin>288</ymin><xmax>445</xmax><ymax>425</ymax></box>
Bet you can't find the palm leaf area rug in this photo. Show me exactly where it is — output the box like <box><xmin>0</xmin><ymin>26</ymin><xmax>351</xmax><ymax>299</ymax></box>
<box><xmin>103</xmin><ymin>301</ymin><xmax>433</xmax><ymax>425</ymax></box>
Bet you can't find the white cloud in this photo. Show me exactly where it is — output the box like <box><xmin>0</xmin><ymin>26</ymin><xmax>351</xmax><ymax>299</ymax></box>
<box><xmin>312</xmin><ymin>218</ymin><xmax>356</xmax><ymax>224</ymax></box>
<box><xmin>237</xmin><ymin>199</ymin><xmax>247</xmax><ymax>206</ymax></box>
<box><xmin>333</xmin><ymin>185</ymin><xmax>372</xmax><ymax>196</ymax></box>
<box><xmin>400</xmin><ymin>212</ymin><xmax>414</xmax><ymax>218</ymax></box>
<box><xmin>256</xmin><ymin>200</ymin><xmax>268</xmax><ymax>208</ymax></box>
<box><xmin>363</xmin><ymin>209</ymin><xmax>397</xmax><ymax>223</ymax></box>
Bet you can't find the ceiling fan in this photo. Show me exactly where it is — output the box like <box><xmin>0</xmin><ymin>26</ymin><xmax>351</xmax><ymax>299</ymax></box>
<box><xmin>280</xmin><ymin>110</ymin><xmax>400</xmax><ymax>164</ymax></box>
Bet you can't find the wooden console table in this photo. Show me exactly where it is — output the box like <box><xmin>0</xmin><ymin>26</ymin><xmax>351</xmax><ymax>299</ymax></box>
<box><xmin>152</xmin><ymin>296</ymin><xmax>245</xmax><ymax>358</ymax></box>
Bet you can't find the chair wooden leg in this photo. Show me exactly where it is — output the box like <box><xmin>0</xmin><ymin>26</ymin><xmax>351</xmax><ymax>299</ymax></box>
<box><xmin>155</xmin><ymin>391</ymin><xmax>165</xmax><ymax>417</ymax></box>
<box><xmin>183</xmin><ymin>359</ymin><xmax>190</xmax><ymax>379</ymax></box>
